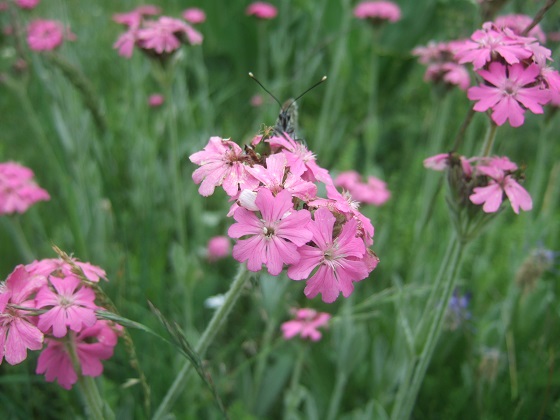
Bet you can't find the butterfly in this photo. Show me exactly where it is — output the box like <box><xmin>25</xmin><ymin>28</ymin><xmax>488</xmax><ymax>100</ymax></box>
<box><xmin>249</xmin><ymin>72</ymin><xmax>327</xmax><ymax>144</ymax></box>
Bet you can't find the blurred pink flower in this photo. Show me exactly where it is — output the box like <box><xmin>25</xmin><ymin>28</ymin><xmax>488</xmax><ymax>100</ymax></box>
<box><xmin>425</xmin><ymin>62</ymin><xmax>470</xmax><ymax>91</ymax></box>
<box><xmin>27</xmin><ymin>19</ymin><xmax>66</xmax><ymax>51</ymax></box>
<box><xmin>207</xmin><ymin>236</ymin><xmax>231</xmax><ymax>261</ymax></box>
<box><xmin>36</xmin><ymin>275</ymin><xmax>97</xmax><ymax>338</ymax></box>
<box><xmin>251</xmin><ymin>94</ymin><xmax>264</xmax><ymax>107</ymax></box>
<box><xmin>334</xmin><ymin>171</ymin><xmax>391</xmax><ymax>206</ymax></box>
<box><xmin>424</xmin><ymin>153</ymin><xmax>472</xmax><ymax>176</ymax></box>
<box><xmin>494</xmin><ymin>14</ymin><xmax>546</xmax><ymax>44</ymax></box>
<box><xmin>246</xmin><ymin>2</ymin><xmax>278</xmax><ymax>19</ymax></box>
<box><xmin>26</xmin><ymin>258</ymin><xmax>107</xmax><ymax>283</ymax></box>
<box><xmin>288</xmin><ymin>207</ymin><xmax>369</xmax><ymax>303</ymax></box>
<box><xmin>0</xmin><ymin>2</ymin><xmax>8</xmax><ymax>12</ymax></box>
<box><xmin>467</xmin><ymin>62</ymin><xmax>550</xmax><ymax>127</ymax></box>
<box><xmin>136</xmin><ymin>16</ymin><xmax>202</xmax><ymax>54</ymax></box>
<box><xmin>470</xmin><ymin>172</ymin><xmax>532</xmax><ymax>214</ymax></box>
<box><xmin>190</xmin><ymin>136</ymin><xmax>260</xmax><ymax>197</ymax></box>
<box><xmin>36</xmin><ymin>320</ymin><xmax>119</xmax><ymax>389</ymax></box>
<box><xmin>15</xmin><ymin>0</ymin><xmax>40</xmax><ymax>9</ymax></box>
<box><xmin>113</xmin><ymin>5</ymin><xmax>161</xmax><ymax>28</ymax></box>
<box><xmin>228</xmin><ymin>189</ymin><xmax>312</xmax><ymax>275</ymax></box>
<box><xmin>0</xmin><ymin>266</ymin><xmax>45</xmax><ymax>365</ymax></box>
<box><xmin>182</xmin><ymin>7</ymin><xmax>206</xmax><ymax>24</ymax></box>
<box><xmin>0</xmin><ymin>161</ymin><xmax>50</xmax><ymax>214</ymax></box>
<box><xmin>354</xmin><ymin>1</ymin><xmax>401</xmax><ymax>23</ymax></box>
<box><xmin>281</xmin><ymin>308</ymin><xmax>331</xmax><ymax>341</ymax></box>
<box><xmin>148</xmin><ymin>93</ymin><xmax>165</xmax><ymax>107</ymax></box>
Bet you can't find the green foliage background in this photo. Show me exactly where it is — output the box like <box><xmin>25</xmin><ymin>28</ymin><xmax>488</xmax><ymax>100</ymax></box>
<box><xmin>1</xmin><ymin>0</ymin><xmax>559</xmax><ymax>418</ymax></box>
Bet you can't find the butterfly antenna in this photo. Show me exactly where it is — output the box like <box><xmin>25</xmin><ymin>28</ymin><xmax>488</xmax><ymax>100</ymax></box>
<box><xmin>248</xmin><ymin>72</ymin><xmax>283</xmax><ymax>108</ymax></box>
<box><xmin>285</xmin><ymin>75</ymin><xmax>327</xmax><ymax>110</ymax></box>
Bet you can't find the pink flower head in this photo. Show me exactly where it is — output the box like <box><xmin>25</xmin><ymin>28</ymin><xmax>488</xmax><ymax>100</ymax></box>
<box><xmin>281</xmin><ymin>308</ymin><xmax>331</xmax><ymax>341</ymax></box>
<box><xmin>228</xmin><ymin>189</ymin><xmax>312</xmax><ymax>275</ymax></box>
<box><xmin>36</xmin><ymin>320</ymin><xmax>120</xmax><ymax>389</ymax></box>
<box><xmin>425</xmin><ymin>62</ymin><xmax>471</xmax><ymax>91</ymax></box>
<box><xmin>267</xmin><ymin>134</ymin><xmax>332</xmax><ymax>185</ymax></box>
<box><xmin>27</xmin><ymin>19</ymin><xmax>71</xmax><ymax>52</ymax></box>
<box><xmin>36</xmin><ymin>275</ymin><xmax>97</xmax><ymax>338</ymax></box>
<box><xmin>15</xmin><ymin>0</ymin><xmax>40</xmax><ymax>9</ymax></box>
<box><xmin>424</xmin><ymin>153</ymin><xmax>473</xmax><ymax>176</ymax></box>
<box><xmin>412</xmin><ymin>41</ymin><xmax>454</xmax><ymax>65</ymax></box>
<box><xmin>0</xmin><ymin>161</ymin><xmax>50</xmax><ymax>214</ymax></box>
<box><xmin>148</xmin><ymin>93</ymin><xmax>165</xmax><ymax>107</ymax></box>
<box><xmin>466</xmin><ymin>156</ymin><xmax>531</xmax><ymax>214</ymax></box>
<box><xmin>136</xmin><ymin>16</ymin><xmax>202</xmax><ymax>55</ymax></box>
<box><xmin>251</xmin><ymin>94</ymin><xmax>264</xmax><ymax>107</ymax></box>
<box><xmin>26</xmin><ymin>258</ymin><xmax>107</xmax><ymax>283</ymax></box>
<box><xmin>453</xmin><ymin>24</ymin><xmax>533</xmax><ymax>70</ymax></box>
<box><xmin>190</xmin><ymin>137</ymin><xmax>260</xmax><ymax>197</ymax></box>
<box><xmin>494</xmin><ymin>14</ymin><xmax>546</xmax><ymax>44</ymax></box>
<box><xmin>207</xmin><ymin>236</ymin><xmax>231</xmax><ymax>261</ymax></box>
<box><xmin>334</xmin><ymin>171</ymin><xmax>391</xmax><ymax>206</ymax></box>
<box><xmin>0</xmin><ymin>266</ymin><xmax>45</xmax><ymax>365</ymax></box>
<box><xmin>288</xmin><ymin>207</ymin><xmax>370</xmax><ymax>303</ymax></box>
<box><xmin>467</xmin><ymin>62</ymin><xmax>550</xmax><ymax>127</ymax></box>
<box><xmin>246</xmin><ymin>153</ymin><xmax>318</xmax><ymax>201</ymax></box>
<box><xmin>246</xmin><ymin>2</ymin><xmax>278</xmax><ymax>19</ymax></box>
<box><xmin>353</xmin><ymin>1</ymin><xmax>401</xmax><ymax>23</ymax></box>
<box><xmin>113</xmin><ymin>30</ymin><xmax>137</xmax><ymax>58</ymax></box>
<box><xmin>113</xmin><ymin>5</ymin><xmax>161</xmax><ymax>28</ymax></box>
<box><xmin>182</xmin><ymin>8</ymin><xmax>206</xmax><ymax>24</ymax></box>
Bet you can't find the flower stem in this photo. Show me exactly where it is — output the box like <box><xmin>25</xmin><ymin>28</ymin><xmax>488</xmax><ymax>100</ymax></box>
<box><xmin>480</xmin><ymin>121</ymin><xmax>498</xmax><ymax>157</ymax></box>
<box><xmin>153</xmin><ymin>264</ymin><xmax>252</xmax><ymax>419</ymax></box>
<box><xmin>78</xmin><ymin>375</ymin><xmax>111</xmax><ymax>420</ymax></box>
<box><xmin>326</xmin><ymin>371</ymin><xmax>348</xmax><ymax>420</ymax></box>
<box><xmin>391</xmin><ymin>238</ymin><xmax>466</xmax><ymax>419</ymax></box>
<box><xmin>284</xmin><ymin>345</ymin><xmax>308</xmax><ymax>417</ymax></box>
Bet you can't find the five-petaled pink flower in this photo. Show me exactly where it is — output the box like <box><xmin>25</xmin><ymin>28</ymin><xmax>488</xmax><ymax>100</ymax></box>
<box><xmin>246</xmin><ymin>2</ymin><xmax>278</xmax><ymax>19</ymax></box>
<box><xmin>27</xmin><ymin>19</ymin><xmax>72</xmax><ymax>52</ymax></box>
<box><xmin>190</xmin><ymin>137</ymin><xmax>260</xmax><ymax>197</ymax></box>
<box><xmin>228</xmin><ymin>189</ymin><xmax>312</xmax><ymax>275</ymax></box>
<box><xmin>469</xmin><ymin>157</ymin><xmax>532</xmax><ymax>214</ymax></box>
<box><xmin>288</xmin><ymin>207</ymin><xmax>369</xmax><ymax>303</ymax></box>
<box><xmin>467</xmin><ymin>62</ymin><xmax>550</xmax><ymax>127</ymax></box>
<box><xmin>0</xmin><ymin>162</ymin><xmax>50</xmax><ymax>215</ymax></box>
<box><xmin>353</xmin><ymin>1</ymin><xmax>401</xmax><ymax>23</ymax></box>
<box><xmin>0</xmin><ymin>266</ymin><xmax>45</xmax><ymax>365</ymax></box>
<box><xmin>36</xmin><ymin>320</ymin><xmax>120</xmax><ymax>389</ymax></box>
<box><xmin>36</xmin><ymin>275</ymin><xmax>98</xmax><ymax>338</ymax></box>
<box><xmin>281</xmin><ymin>308</ymin><xmax>331</xmax><ymax>341</ymax></box>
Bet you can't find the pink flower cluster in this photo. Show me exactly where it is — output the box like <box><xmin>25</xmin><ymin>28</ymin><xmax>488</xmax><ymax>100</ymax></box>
<box><xmin>412</xmin><ymin>41</ymin><xmax>471</xmax><ymax>91</ymax></box>
<box><xmin>113</xmin><ymin>5</ymin><xmax>203</xmax><ymax>59</ymax></box>
<box><xmin>0</xmin><ymin>259</ymin><xmax>120</xmax><ymax>389</ymax></box>
<box><xmin>424</xmin><ymin>154</ymin><xmax>532</xmax><ymax>214</ymax></box>
<box><xmin>27</xmin><ymin>19</ymin><xmax>75</xmax><ymax>52</ymax></box>
<box><xmin>281</xmin><ymin>308</ymin><xmax>331</xmax><ymax>341</ymax></box>
<box><xmin>334</xmin><ymin>170</ymin><xmax>391</xmax><ymax>206</ymax></box>
<box><xmin>16</xmin><ymin>0</ymin><xmax>40</xmax><ymax>9</ymax></box>
<box><xmin>456</xmin><ymin>16</ymin><xmax>558</xmax><ymax>127</ymax></box>
<box><xmin>190</xmin><ymin>133</ymin><xmax>379</xmax><ymax>303</ymax></box>
<box><xmin>0</xmin><ymin>162</ymin><xmax>50</xmax><ymax>215</ymax></box>
<box><xmin>353</xmin><ymin>1</ymin><xmax>401</xmax><ymax>23</ymax></box>
<box><xmin>246</xmin><ymin>2</ymin><xmax>278</xmax><ymax>20</ymax></box>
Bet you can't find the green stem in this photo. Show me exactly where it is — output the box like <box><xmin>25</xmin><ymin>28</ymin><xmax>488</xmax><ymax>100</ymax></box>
<box><xmin>284</xmin><ymin>345</ymin><xmax>308</xmax><ymax>417</ymax></box>
<box><xmin>480</xmin><ymin>121</ymin><xmax>498</xmax><ymax>157</ymax></box>
<box><xmin>392</xmin><ymin>239</ymin><xmax>466</xmax><ymax>420</ymax></box>
<box><xmin>326</xmin><ymin>371</ymin><xmax>348</xmax><ymax>420</ymax></box>
<box><xmin>1</xmin><ymin>217</ymin><xmax>35</xmax><ymax>262</ymax></box>
<box><xmin>153</xmin><ymin>265</ymin><xmax>252</xmax><ymax>419</ymax></box>
<box><xmin>78</xmin><ymin>375</ymin><xmax>109</xmax><ymax>420</ymax></box>
<box><xmin>363</xmin><ymin>33</ymin><xmax>379</xmax><ymax>170</ymax></box>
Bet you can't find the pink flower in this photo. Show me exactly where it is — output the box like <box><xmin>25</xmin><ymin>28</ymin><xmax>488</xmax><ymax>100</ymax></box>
<box><xmin>245</xmin><ymin>153</ymin><xmax>318</xmax><ymax>201</ymax></box>
<box><xmin>190</xmin><ymin>136</ymin><xmax>259</xmax><ymax>197</ymax></box>
<box><xmin>246</xmin><ymin>2</ymin><xmax>278</xmax><ymax>19</ymax></box>
<box><xmin>228</xmin><ymin>189</ymin><xmax>312</xmax><ymax>275</ymax></box>
<box><xmin>182</xmin><ymin>8</ymin><xmax>206</xmax><ymax>24</ymax></box>
<box><xmin>424</xmin><ymin>153</ymin><xmax>473</xmax><ymax>176</ymax></box>
<box><xmin>0</xmin><ymin>266</ymin><xmax>45</xmax><ymax>365</ymax></box>
<box><xmin>113</xmin><ymin>5</ymin><xmax>161</xmax><ymax>28</ymax></box>
<box><xmin>35</xmin><ymin>275</ymin><xmax>97</xmax><ymax>338</ymax></box>
<box><xmin>353</xmin><ymin>1</ymin><xmax>401</xmax><ymax>23</ymax></box>
<box><xmin>469</xmin><ymin>156</ymin><xmax>532</xmax><ymax>214</ymax></box>
<box><xmin>453</xmin><ymin>24</ymin><xmax>533</xmax><ymax>70</ymax></box>
<box><xmin>425</xmin><ymin>62</ymin><xmax>471</xmax><ymax>91</ymax></box>
<box><xmin>207</xmin><ymin>236</ymin><xmax>231</xmax><ymax>261</ymax></box>
<box><xmin>15</xmin><ymin>0</ymin><xmax>40</xmax><ymax>9</ymax></box>
<box><xmin>36</xmin><ymin>320</ymin><xmax>119</xmax><ymax>389</ymax></box>
<box><xmin>26</xmin><ymin>258</ymin><xmax>107</xmax><ymax>283</ymax></box>
<box><xmin>251</xmin><ymin>94</ymin><xmax>264</xmax><ymax>107</ymax></box>
<box><xmin>467</xmin><ymin>62</ymin><xmax>550</xmax><ymax>127</ymax></box>
<box><xmin>281</xmin><ymin>308</ymin><xmax>331</xmax><ymax>341</ymax></box>
<box><xmin>113</xmin><ymin>30</ymin><xmax>137</xmax><ymax>58</ymax></box>
<box><xmin>287</xmin><ymin>207</ymin><xmax>370</xmax><ymax>303</ymax></box>
<box><xmin>27</xmin><ymin>19</ymin><xmax>68</xmax><ymax>51</ymax></box>
<box><xmin>148</xmin><ymin>93</ymin><xmax>165</xmax><ymax>107</ymax></box>
<box><xmin>137</xmin><ymin>17</ymin><xmax>181</xmax><ymax>54</ymax></box>
<box><xmin>334</xmin><ymin>171</ymin><xmax>391</xmax><ymax>206</ymax></box>
<box><xmin>0</xmin><ymin>161</ymin><xmax>50</xmax><ymax>214</ymax></box>
<box><xmin>494</xmin><ymin>14</ymin><xmax>546</xmax><ymax>44</ymax></box>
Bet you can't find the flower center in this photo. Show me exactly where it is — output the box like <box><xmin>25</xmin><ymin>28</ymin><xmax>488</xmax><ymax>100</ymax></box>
<box><xmin>502</xmin><ymin>79</ymin><xmax>518</xmax><ymax>96</ymax></box>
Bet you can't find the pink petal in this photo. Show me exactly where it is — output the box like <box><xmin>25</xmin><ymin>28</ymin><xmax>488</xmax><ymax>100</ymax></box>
<box><xmin>504</xmin><ymin>177</ymin><xmax>532</xmax><ymax>213</ymax></box>
<box><xmin>470</xmin><ymin>184</ymin><xmax>504</xmax><ymax>213</ymax></box>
